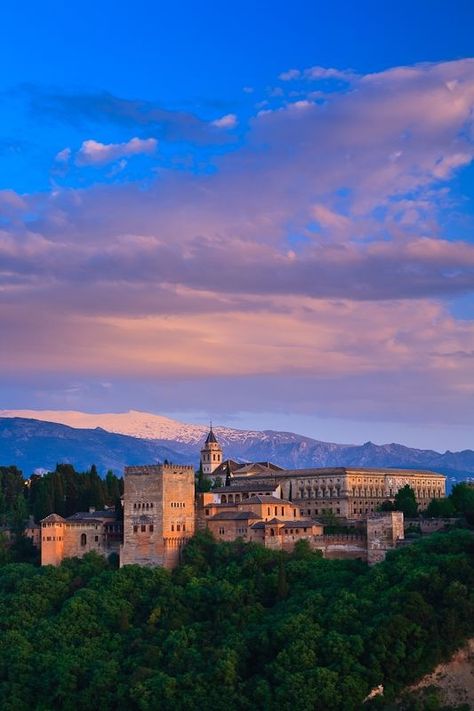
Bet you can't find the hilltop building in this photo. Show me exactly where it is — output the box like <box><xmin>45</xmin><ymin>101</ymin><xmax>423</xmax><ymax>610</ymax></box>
<box><xmin>41</xmin><ymin>508</ymin><xmax>121</xmax><ymax>566</ymax></box>
<box><xmin>120</xmin><ymin>463</ymin><xmax>195</xmax><ymax>568</ymax></box>
<box><xmin>200</xmin><ymin>425</ymin><xmax>223</xmax><ymax>478</ymax></box>
<box><xmin>39</xmin><ymin>423</ymin><xmax>446</xmax><ymax>568</ymax></box>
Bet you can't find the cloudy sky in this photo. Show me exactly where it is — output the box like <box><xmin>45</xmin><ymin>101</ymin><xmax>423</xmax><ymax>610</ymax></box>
<box><xmin>1</xmin><ymin>1</ymin><xmax>474</xmax><ymax>449</ymax></box>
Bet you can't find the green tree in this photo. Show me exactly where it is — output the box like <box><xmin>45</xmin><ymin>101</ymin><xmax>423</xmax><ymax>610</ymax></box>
<box><xmin>425</xmin><ymin>497</ymin><xmax>456</xmax><ymax>518</ymax></box>
<box><xmin>394</xmin><ymin>485</ymin><xmax>418</xmax><ymax>518</ymax></box>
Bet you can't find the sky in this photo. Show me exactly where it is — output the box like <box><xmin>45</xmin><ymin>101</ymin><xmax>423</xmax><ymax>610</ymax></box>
<box><xmin>1</xmin><ymin>0</ymin><xmax>474</xmax><ymax>450</ymax></box>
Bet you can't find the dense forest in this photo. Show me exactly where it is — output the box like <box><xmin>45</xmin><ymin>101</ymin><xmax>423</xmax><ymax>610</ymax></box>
<box><xmin>0</xmin><ymin>530</ymin><xmax>472</xmax><ymax>711</ymax></box>
<box><xmin>0</xmin><ymin>464</ymin><xmax>123</xmax><ymax>525</ymax></box>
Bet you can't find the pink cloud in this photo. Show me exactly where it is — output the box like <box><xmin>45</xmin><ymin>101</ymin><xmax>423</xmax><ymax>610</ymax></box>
<box><xmin>211</xmin><ymin>114</ymin><xmax>238</xmax><ymax>129</ymax></box>
<box><xmin>2</xmin><ymin>58</ymin><xmax>474</xmax><ymax>425</ymax></box>
<box><xmin>75</xmin><ymin>137</ymin><xmax>158</xmax><ymax>166</ymax></box>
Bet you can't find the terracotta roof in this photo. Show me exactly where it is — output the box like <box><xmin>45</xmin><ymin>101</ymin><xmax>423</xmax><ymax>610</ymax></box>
<box><xmin>209</xmin><ymin>510</ymin><xmax>261</xmax><ymax>521</ymax></box>
<box><xmin>40</xmin><ymin>513</ymin><xmax>66</xmax><ymax>523</ymax></box>
<box><xmin>212</xmin><ymin>482</ymin><xmax>278</xmax><ymax>494</ymax></box>
<box><xmin>67</xmin><ymin>510</ymin><xmax>116</xmax><ymax>521</ymax></box>
<box><xmin>275</xmin><ymin>467</ymin><xmax>446</xmax><ymax>478</ymax></box>
<box><xmin>204</xmin><ymin>428</ymin><xmax>218</xmax><ymax>445</ymax></box>
<box><xmin>245</xmin><ymin>495</ymin><xmax>293</xmax><ymax>505</ymax></box>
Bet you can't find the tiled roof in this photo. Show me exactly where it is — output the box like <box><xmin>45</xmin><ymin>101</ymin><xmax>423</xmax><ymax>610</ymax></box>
<box><xmin>40</xmin><ymin>513</ymin><xmax>66</xmax><ymax>523</ymax></box>
<box><xmin>67</xmin><ymin>510</ymin><xmax>116</xmax><ymax>521</ymax></box>
<box><xmin>209</xmin><ymin>510</ymin><xmax>261</xmax><ymax>521</ymax></box>
<box><xmin>204</xmin><ymin>428</ymin><xmax>219</xmax><ymax>445</ymax></box>
<box><xmin>212</xmin><ymin>482</ymin><xmax>278</xmax><ymax>493</ymax></box>
<box><xmin>245</xmin><ymin>495</ymin><xmax>293</xmax><ymax>505</ymax></box>
<box><xmin>275</xmin><ymin>467</ymin><xmax>446</xmax><ymax>478</ymax></box>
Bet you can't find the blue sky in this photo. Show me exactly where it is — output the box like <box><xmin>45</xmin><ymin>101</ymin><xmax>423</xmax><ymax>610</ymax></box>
<box><xmin>1</xmin><ymin>1</ymin><xmax>474</xmax><ymax>450</ymax></box>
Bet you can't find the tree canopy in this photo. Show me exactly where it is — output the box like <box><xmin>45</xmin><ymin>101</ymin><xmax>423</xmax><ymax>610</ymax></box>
<box><xmin>0</xmin><ymin>529</ymin><xmax>472</xmax><ymax>710</ymax></box>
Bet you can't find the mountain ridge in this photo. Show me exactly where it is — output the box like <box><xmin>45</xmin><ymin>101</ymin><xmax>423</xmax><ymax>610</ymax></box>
<box><xmin>0</xmin><ymin>411</ymin><xmax>473</xmax><ymax>484</ymax></box>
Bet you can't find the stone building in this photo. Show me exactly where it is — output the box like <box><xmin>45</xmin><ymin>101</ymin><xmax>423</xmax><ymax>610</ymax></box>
<box><xmin>204</xmin><ymin>494</ymin><xmax>323</xmax><ymax>551</ymax></box>
<box><xmin>200</xmin><ymin>426</ymin><xmax>223</xmax><ymax>478</ymax></box>
<box><xmin>120</xmin><ymin>463</ymin><xmax>195</xmax><ymax>568</ymax></box>
<box><xmin>217</xmin><ymin>466</ymin><xmax>446</xmax><ymax>519</ymax></box>
<box><xmin>366</xmin><ymin>511</ymin><xmax>405</xmax><ymax>565</ymax></box>
<box><xmin>40</xmin><ymin>509</ymin><xmax>121</xmax><ymax>566</ymax></box>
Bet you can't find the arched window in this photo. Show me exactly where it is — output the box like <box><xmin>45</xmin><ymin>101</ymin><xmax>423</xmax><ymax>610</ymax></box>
<box><xmin>80</xmin><ymin>533</ymin><xmax>87</xmax><ymax>546</ymax></box>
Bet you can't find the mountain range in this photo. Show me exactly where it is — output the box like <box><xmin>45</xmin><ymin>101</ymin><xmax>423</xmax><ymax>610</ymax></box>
<box><xmin>0</xmin><ymin>409</ymin><xmax>473</xmax><ymax>485</ymax></box>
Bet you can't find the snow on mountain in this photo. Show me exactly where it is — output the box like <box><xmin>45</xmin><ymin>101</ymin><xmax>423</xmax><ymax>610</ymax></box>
<box><xmin>0</xmin><ymin>409</ymin><xmax>268</xmax><ymax>446</ymax></box>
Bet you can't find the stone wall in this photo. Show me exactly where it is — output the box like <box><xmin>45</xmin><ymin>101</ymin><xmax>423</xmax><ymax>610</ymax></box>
<box><xmin>367</xmin><ymin>511</ymin><xmax>404</xmax><ymax>565</ymax></box>
<box><xmin>120</xmin><ymin>464</ymin><xmax>195</xmax><ymax>569</ymax></box>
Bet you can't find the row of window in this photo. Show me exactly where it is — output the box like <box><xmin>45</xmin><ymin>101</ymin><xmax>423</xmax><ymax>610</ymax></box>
<box><xmin>133</xmin><ymin>524</ymin><xmax>154</xmax><ymax>533</ymax></box>
<box><xmin>133</xmin><ymin>502</ymin><xmax>154</xmax><ymax>510</ymax></box>
<box><xmin>202</xmin><ymin>453</ymin><xmax>220</xmax><ymax>461</ymax></box>
<box><xmin>220</xmin><ymin>492</ymin><xmax>272</xmax><ymax>503</ymax></box>
<box><xmin>171</xmin><ymin>502</ymin><xmax>186</xmax><ymax>508</ymax></box>
<box><xmin>170</xmin><ymin>523</ymin><xmax>186</xmax><ymax>532</ymax></box>
<box><xmin>304</xmin><ymin>508</ymin><xmax>341</xmax><ymax>516</ymax></box>
<box><xmin>299</xmin><ymin>488</ymin><xmax>341</xmax><ymax>498</ymax></box>
<box><xmin>43</xmin><ymin>536</ymin><xmax>63</xmax><ymax>541</ymax></box>
<box><xmin>298</xmin><ymin>479</ymin><xmax>341</xmax><ymax>486</ymax></box>
<box><xmin>267</xmin><ymin>506</ymin><xmax>287</xmax><ymax>517</ymax></box>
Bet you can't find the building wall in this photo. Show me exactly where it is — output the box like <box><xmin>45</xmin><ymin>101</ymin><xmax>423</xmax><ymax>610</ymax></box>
<box><xmin>278</xmin><ymin>470</ymin><xmax>446</xmax><ymax>519</ymax></box>
<box><xmin>207</xmin><ymin>518</ymin><xmax>253</xmax><ymax>542</ymax></box>
<box><xmin>200</xmin><ymin>442</ymin><xmax>223</xmax><ymax>475</ymax></box>
<box><xmin>120</xmin><ymin>464</ymin><xmax>195</xmax><ymax>568</ymax></box>
<box><xmin>366</xmin><ymin>511</ymin><xmax>404</xmax><ymax>565</ymax></box>
<box><xmin>41</xmin><ymin>519</ymin><xmax>108</xmax><ymax>566</ymax></box>
<box><xmin>40</xmin><ymin>520</ymin><xmax>65</xmax><ymax>566</ymax></box>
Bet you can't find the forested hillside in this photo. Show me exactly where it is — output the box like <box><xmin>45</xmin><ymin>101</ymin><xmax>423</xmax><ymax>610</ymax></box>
<box><xmin>0</xmin><ymin>531</ymin><xmax>472</xmax><ymax>711</ymax></box>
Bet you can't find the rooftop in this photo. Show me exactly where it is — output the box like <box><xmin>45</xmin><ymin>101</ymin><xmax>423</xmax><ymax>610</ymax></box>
<box><xmin>239</xmin><ymin>466</ymin><xmax>446</xmax><ymax>479</ymax></box>
<box><xmin>209</xmin><ymin>510</ymin><xmax>261</xmax><ymax>521</ymax></box>
<box><xmin>244</xmin><ymin>494</ymin><xmax>293</xmax><ymax>505</ymax></box>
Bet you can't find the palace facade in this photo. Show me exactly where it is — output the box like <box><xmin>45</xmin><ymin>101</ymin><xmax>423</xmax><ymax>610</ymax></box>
<box><xmin>40</xmin><ymin>426</ymin><xmax>447</xmax><ymax>568</ymax></box>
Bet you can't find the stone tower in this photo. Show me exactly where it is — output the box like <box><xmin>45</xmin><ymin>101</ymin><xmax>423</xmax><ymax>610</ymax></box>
<box><xmin>200</xmin><ymin>425</ymin><xmax>223</xmax><ymax>476</ymax></box>
<box><xmin>40</xmin><ymin>513</ymin><xmax>66</xmax><ymax>566</ymax></box>
<box><xmin>120</xmin><ymin>463</ymin><xmax>195</xmax><ymax>569</ymax></box>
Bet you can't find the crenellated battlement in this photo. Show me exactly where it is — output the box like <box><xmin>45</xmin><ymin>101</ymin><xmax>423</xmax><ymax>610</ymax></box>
<box><xmin>125</xmin><ymin>464</ymin><xmax>195</xmax><ymax>476</ymax></box>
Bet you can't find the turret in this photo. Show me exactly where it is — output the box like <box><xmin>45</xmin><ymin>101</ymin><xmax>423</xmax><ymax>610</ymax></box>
<box><xmin>200</xmin><ymin>425</ymin><xmax>223</xmax><ymax>476</ymax></box>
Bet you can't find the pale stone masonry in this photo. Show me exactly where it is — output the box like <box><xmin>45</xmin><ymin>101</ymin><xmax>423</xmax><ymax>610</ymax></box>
<box><xmin>220</xmin><ymin>466</ymin><xmax>446</xmax><ymax>519</ymax></box>
<box><xmin>120</xmin><ymin>463</ymin><xmax>195</xmax><ymax>568</ymax></box>
<box><xmin>41</xmin><ymin>510</ymin><xmax>120</xmax><ymax>566</ymax></box>
<box><xmin>39</xmin><ymin>427</ymin><xmax>446</xmax><ymax>568</ymax></box>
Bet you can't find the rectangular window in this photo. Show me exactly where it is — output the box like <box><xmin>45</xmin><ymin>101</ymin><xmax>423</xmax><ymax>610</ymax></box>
<box><xmin>133</xmin><ymin>525</ymin><xmax>138</xmax><ymax>533</ymax></box>
<box><xmin>95</xmin><ymin>535</ymin><xmax>99</xmax><ymax>542</ymax></box>
<box><xmin>141</xmin><ymin>525</ymin><xmax>146</xmax><ymax>532</ymax></box>
<box><xmin>149</xmin><ymin>524</ymin><xmax>154</xmax><ymax>532</ymax></box>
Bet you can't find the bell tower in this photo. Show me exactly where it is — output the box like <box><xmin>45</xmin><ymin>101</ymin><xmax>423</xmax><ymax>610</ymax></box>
<box><xmin>200</xmin><ymin>424</ymin><xmax>223</xmax><ymax>476</ymax></box>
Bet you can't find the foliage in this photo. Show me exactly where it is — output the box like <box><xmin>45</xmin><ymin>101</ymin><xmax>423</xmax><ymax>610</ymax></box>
<box><xmin>425</xmin><ymin>483</ymin><xmax>474</xmax><ymax>525</ymax></box>
<box><xmin>195</xmin><ymin>467</ymin><xmax>212</xmax><ymax>493</ymax></box>
<box><xmin>394</xmin><ymin>485</ymin><xmax>418</xmax><ymax>518</ymax></box>
<box><xmin>0</xmin><ymin>530</ymin><xmax>472</xmax><ymax>710</ymax></box>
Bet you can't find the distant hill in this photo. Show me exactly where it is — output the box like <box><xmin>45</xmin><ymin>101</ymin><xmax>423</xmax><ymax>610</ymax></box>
<box><xmin>1</xmin><ymin>411</ymin><xmax>474</xmax><ymax>483</ymax></box>
<box><xmin>0</xmin><ymin>417</ymin><xmax>187</xmax><ymax>475</ymax></box>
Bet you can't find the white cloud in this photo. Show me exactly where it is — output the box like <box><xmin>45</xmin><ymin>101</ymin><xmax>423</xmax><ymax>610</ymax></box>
<box><xmin>279</xmin><ymin>69</ymin><xmax>301</xmax><ymax>81</ymax></box>
<box><xmin>304</xmin><ymin>65</ymin><xmax>355</xmax><ymax>81</ymax></box>
<box><xmin>55</xmin><ymin>147</ymin><xmax>71</xmax><ymax>163</ymax></box>
<box><xmin>211</xmin><ymin>114</ymin><xmax>238</xmax><ymax>129</ymax></box>
<box><xmin>75</xmin><ymin>137</ymin><xmax>157</xmax><ymax>166</ymax></box>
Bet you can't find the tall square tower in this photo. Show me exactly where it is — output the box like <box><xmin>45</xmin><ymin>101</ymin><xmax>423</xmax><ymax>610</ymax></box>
<box><xmin>120</xmin><ymin>463</ymin><xmax>195</xmax><ymax>568</ymax></box>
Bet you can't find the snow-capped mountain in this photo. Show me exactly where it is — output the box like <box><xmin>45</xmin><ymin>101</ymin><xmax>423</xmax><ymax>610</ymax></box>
<box><xmin>0</xmin><ymin>409</ymin><xmax>287</xmax><ymax>447</ymax></box>
<box><xmin>1</xmin><ymin>410</ymin><xmax>473</xmax><ymax>484</ymax></box>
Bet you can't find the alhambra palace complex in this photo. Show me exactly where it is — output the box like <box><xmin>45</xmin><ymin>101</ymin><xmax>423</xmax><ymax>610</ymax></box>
<box><xmin>40</xmin><ymin>427</ymin><xmax>447</xmax><ymax>568</ymax></box>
